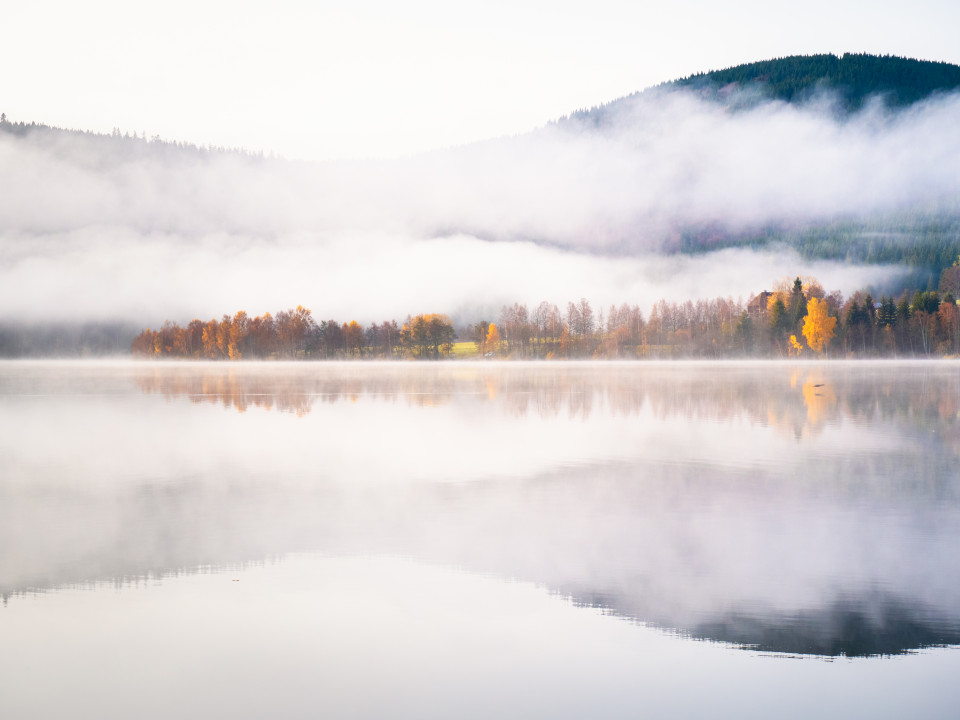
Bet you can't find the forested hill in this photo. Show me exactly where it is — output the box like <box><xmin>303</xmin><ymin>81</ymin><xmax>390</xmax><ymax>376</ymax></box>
<box><xmin>674</xmin><ymin>53</ymin><xmax>960</xmax><ymax>109</ymax></box>
<box><xmin>562</xmin><ymin>53</ymin><xmax>960</xmax><ymax>124</ymax></box>
<box><xmin>0</xmin><ymin>112</ymin><xmax>259</xmax><ymax>160</ymax></box>
<box><xmin>550</xmin><ymin>53</ymin><xmax>960</xmax><ymax>289</ymax></box>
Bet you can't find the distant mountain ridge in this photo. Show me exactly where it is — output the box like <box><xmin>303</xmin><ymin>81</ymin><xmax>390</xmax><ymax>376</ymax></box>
<box><xmin>8</xmin><ymin>54</ymin><xmax>958</xmax><ymax>152</ymax></box>
<box><xmin>0</xmin><ymin>112</ymin><xmax>259</xmax><ymax>160</ymax></box>
<box><xmin>674</xmin><ymin>53</ymin><xmax>960</xmax><ymax>107</ymax></box>
<box><xmin>561</xmin><ymin>53</ymin><xmax>960</xmax><ymax>125</ymax></box>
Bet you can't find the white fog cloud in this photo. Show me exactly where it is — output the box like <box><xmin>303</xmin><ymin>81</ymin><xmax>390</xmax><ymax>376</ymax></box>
<box><xmin>2</xmin><ymin>88</ymin><xmax>956</xmax><ymax>324</ymax></box>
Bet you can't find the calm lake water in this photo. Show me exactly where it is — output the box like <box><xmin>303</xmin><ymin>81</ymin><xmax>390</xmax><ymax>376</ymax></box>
<box><xmin>1</xmin><ymin>360</ymin><xmax>959</xmax><ymax>719</ymax></box>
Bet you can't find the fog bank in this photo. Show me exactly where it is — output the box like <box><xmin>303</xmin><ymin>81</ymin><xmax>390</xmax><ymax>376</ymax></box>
<box><xmin>3</xmin><ymin>89</ymin><xmax>956</xmax><ymax>324</ymax></box>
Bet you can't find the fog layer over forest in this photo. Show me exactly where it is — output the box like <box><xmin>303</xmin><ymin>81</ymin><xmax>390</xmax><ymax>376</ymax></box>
<box><xmin>3</xmin><ymin>88</ymin><xmax>958</xmax><ymax>325</ymax></box>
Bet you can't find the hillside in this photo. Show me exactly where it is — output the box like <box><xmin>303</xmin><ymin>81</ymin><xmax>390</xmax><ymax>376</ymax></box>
<box><xmin>562</xmin><ymin>53</ymin><xmax>960</xmax><ymax>125</ymax></box>
<box><xmin>555</xmin><ymin>54</ymin><xmax>960</xmax><ymax>288</ymax></box>
<box><xmin>0</xmin><ymin>113</ymin><xmax>259</xmax><ymax>161</ymax></box>
<box><xmin>673</xmin><ymin>53</ymin><xmax>960</xmax><ymax>109</ymax></box>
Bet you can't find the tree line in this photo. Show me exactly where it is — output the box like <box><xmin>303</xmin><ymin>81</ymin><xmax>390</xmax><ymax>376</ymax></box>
<box><xmin>131</xmin><ymin>307</ymin><xmax>455</xmax><ymax>360</ymax></box>
<box><xmin>131</xmin><ymin>273</ymin><xmax>960</xmax><ymax>360</ymax></box>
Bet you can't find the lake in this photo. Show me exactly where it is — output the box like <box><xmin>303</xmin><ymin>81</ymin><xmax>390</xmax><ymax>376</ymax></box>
<box><xmin>1</xmin><ymin>360</ymin><xmax>959</xmax><ymax>719</ymax></box>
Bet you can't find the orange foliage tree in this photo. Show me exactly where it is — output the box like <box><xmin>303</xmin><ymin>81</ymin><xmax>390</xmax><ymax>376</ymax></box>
<box><xmin>485</xmin><ymin>323</ymin><xmax>501</xmax><ymax>356</ymax></box>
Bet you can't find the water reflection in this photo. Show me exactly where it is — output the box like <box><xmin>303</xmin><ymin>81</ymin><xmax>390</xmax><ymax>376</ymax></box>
<box><xmin>124</xmin><ymin>361</ymin><xmax>960</xmax><ymax>433</ymax></box>
<box><xmin>1</xmin><ymin>360</ymin><xmax>959</xmax><ymax>657</ymax></box>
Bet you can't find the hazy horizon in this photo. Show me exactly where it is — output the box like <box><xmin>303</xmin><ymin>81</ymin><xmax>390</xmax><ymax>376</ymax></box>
<box><xmin>5</xmin><ymin>2</ymin><xmax>960</xmax><ymax>162</ymax></box>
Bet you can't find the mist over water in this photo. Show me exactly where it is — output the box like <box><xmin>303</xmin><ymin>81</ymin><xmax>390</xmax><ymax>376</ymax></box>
<box><xmin>2</xmin><ymin>360</ymin><xmax>959</xmax><ymax>718</ymax></box>
<box><xmin>4</xmin><ymin>88</ymin><xmax>957</xmax><ymax>324</ymax></box>
<box><xmin>2</xmin><ymin>361</ymin><xmax>959</xmax><ymax>648</ymax></box>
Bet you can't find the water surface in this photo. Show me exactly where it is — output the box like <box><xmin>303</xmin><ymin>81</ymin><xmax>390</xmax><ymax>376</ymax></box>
<box><xmin>1</xmin><ymin>360</ymin><xmax>959</xmax><ymax>718</ymax></box>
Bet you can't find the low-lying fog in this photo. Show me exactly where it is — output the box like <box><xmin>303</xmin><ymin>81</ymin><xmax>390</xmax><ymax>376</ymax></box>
<box><xmin>4</xmin><ymin>88</ymin><xmax>957</xmax><ymax>325</ymax></box>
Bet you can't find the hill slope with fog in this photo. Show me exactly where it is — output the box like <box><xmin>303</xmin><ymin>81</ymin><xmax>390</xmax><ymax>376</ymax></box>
<box><xmin>1</xmin><ymin>53</ymin><xmax>959</xmax><ymax>355</ymax></box>
<box><xmin>564</xmin><ymin>53</ymin><xmax>960</xmax><ymax>124</ymax></box>
<box><xmin>556</xmin><ymin>53</ymin><xmax>960</xmax><ymax>286</ymax></box>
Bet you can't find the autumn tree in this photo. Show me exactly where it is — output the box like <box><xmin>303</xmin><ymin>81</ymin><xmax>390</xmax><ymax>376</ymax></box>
<box><xmin>248</xmin><ymin>312</ymin><xmax>277</xmax><ymax>358</ymax></box>
<box><xmin>363</xmin><ymin>323</ymin><xmax>381</xmax><ymax>357</ymax></box>
<box><xmin>216</xmin><ymin>315</ymin><xmax>232</xmax><ymax>358</ymax></box>
<box><xmin>320</xmin><ymin>319</ymin><xmax>344</xmax><ymax>357</ymax></box>
<box><xmin>131</xmin><ymin>328</ymin><xmax>155</xmax><ymax>357</ymax></box>
<box><xmin>379</xmin><ymin>319</ymin><xmax>401</xmax><ymax>357</ymax></box>
<box><xmin>802</xmin><ymin>297</ymin><xmax>837</xmax><ymax>354</ymax></box>
<box><xmin>399</xmin><ymin>314</ymin><xmax>455</xmax><ymax>358</ymax></box>
<box><xmin>401</xmin><ymin>315</ymin><xmax>428</xmax><ymax>357</ymax></box>
<box><xmin>604</xmin><ymin>303</ymin><xmax>643</xmax><ymax>357</ymax></box>
<box><xmin>565</xmin><ymin>298</ymin><xmax>596</xmax><ymax>356</ymax></box>
<box><xmin>939</xmin><ymin>257</ymin><xmax>960</xmax><ymax>297</ymax></box>
<box><xmin>532</xmin><ymin>302</ymin><xmax>561</xmax><ymax>356</ymax></box>
<box><xmin>789</xmin><ymin>334</ymin><xmax>804</xmax><ymax>356</ymax></box>
<box><xmin>485</xmin><ymin>323</ymin><xmax>501</xmax><ymax>356</ymax></box>
<box><xmin>202</xmin><ymin>319</ymin><xmax>221</xmax><ymax>358</ymax></box>
<box><xmin>499</xmin><ymin>303</ymin><xmax>532</xmax><ymax>357</ymax></box>
<box><xmin>229</xmin><ymin>311</ymin><xmax>248</xmax><ymax>360</ymax></box>
<box><xmin>186</xmin><ymin>319</ymin><xmax>204</xmax><ymax>357</ymax></box>
<box><xmin>290</xmin><ymin>306</ymin><xmax>316</xmax><ymax>356</ymax></box>
<box><xmin>427</xmin><ymin>314</ymin><xmax>456</xmax><ymax>357</ymax></box>
<box><xmin>937</xmin><ymin>295</ymin><xmax>960</xmax><ymax>354</ymax></box>
<box><xmin>343</xmin><ymin>320</ymin><xmax>364</xmax><ymax>357</ymax></box>
<box><xmin>472</xmin><ymin>320</ymin><xmax>491</xmax><ymax>356</ymax></box>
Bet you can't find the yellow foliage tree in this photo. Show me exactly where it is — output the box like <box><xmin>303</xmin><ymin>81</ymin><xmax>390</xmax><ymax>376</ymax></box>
<box><xmin>486</xmin><ymin>323</ymin><xmax>501</xmax><ymax>355</ymax></box>
<box><xmin>789</xmin><ymin>335</ymin><xmax>803</xmax><ymax>356</ymax></box>
<box><xmin>802</xmin><ymin>297</ymin><xmax>837</xmax><ymax>354</ymax></box>
<box><xmin>228</xmin><ymin>310</ymin><xmax>248</xmax><ymax>360</ymax></box>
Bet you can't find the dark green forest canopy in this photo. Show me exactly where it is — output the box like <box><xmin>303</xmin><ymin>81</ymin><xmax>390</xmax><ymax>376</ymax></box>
<box><xmin>561</xmin><ymin>53</ymin><xmax>960</xmax><ymax>124</ymax></box>
<box><xmin>673</xmin><ymin>53</ymin><xmax>960</xmax><ymax>109</ymax></box>
<box><xmin>675</xmin><ymin>213</ymin><xmax>960</xmax><ymax>291</ymax></box>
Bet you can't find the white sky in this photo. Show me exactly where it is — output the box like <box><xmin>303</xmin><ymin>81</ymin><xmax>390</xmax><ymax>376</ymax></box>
<box><xmin>3</xmin><ymin>1</ymin><xmax>960</xmax><ymax>161</ymax></box>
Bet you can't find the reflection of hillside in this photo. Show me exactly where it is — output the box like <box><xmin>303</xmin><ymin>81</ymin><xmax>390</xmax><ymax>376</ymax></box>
<box><xmin>4</xmin><ymin>457</ymin><xmax>959</xmax><ymax>657</ymax></box>
<box><xmin>566</xmin><ymin>590</ymin><xmax>960</xmax><ymax>657</ymax></box>
<box><xmin>691</xmin><ymin>601</ymin><xmax>960</xmax><ymax>656</ymax></box>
